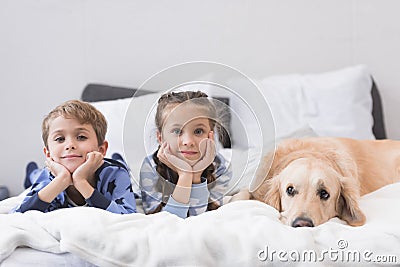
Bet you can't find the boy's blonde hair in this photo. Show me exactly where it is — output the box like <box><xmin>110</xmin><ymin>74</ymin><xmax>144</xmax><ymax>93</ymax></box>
<box><xmin>42</xmin><ymin>100</ymin><xmax>107</xmax><ymax>148</ymax></box>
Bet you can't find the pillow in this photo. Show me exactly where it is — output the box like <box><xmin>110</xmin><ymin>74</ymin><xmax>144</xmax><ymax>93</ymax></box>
<box><xmin>256</xmin><ymin>65</ymin><xmax>374</xmax><ymax>141</ymax></box>
<box><xmin>91</xmin><ymin>97</ymin><xmax>130</xmax><ymax>158</ymax></box>
<box><xmin>91</xmin><ymin>93</ymin><xmax>160</xmax><ymax>159</ymax></box>
<box><xmin>91</xmin><ymin>98</ymin><xmax>132</xmax><ymax>158</ymax></box>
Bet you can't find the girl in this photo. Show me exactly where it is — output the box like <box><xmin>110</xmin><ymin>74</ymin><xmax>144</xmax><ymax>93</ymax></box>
<box><xmin>140</xmin><ymin>91</ymin><xmax>232</xmax><ymax>218</ymax></box>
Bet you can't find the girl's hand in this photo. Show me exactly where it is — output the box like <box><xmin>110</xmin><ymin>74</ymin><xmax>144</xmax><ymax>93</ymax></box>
<box><xmin>45</xmin><ymin>158</ymin><xmax>72</xmax><ymax>186</ymax></box>
<box><xmin>158</xmin><ymin>142</ymin><xmax>192</xmax><ymax>174</ymax></box>
<box><xmin>208</xmin><ymin>131</ymin><xmax>215</xmax><ymax>142</ymax></box>
<box><xmin>72</xmin><ymin>151</ymin><xmax>104</xmax><ymax>184</ymax></box>
<box><xmin>192</xmin><ymin>138</ymin><xmax>216</xmax><ymax>173</ymax></box>
<box><xmin>157</xmin><ymin>142</ymin><xmax>175</xmax><ymax>170</ymax></box>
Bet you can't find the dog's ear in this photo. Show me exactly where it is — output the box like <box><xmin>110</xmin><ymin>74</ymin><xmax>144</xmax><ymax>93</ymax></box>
<box><xmin>263</xmin><ymin>176</ymin><xmax>281</xmax><ymax>211</ymax></box>
<box><xmin>325</xmin><ymin>150</ymin><xmax>358</xmax><ymax>179</ymax></box>
<box><xmin>250</xmin><ymin>151</ymin><xmax>275</xmax><ymax>200</ymax></box>
<box><xmin>337</xmin><ymin>177</ymin><xmax>366</xmax><ymax>226</ymax></box>
<box><xmin>251</xmin><ymin>140</ymin><xmax>301</xmax><ymax>205</ymax></box>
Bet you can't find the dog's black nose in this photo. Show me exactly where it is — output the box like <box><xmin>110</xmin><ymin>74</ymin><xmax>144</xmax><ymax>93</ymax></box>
<box><xmin>292</xmin><ymin>217</ymin><xmax>314</xmax><ymax>227</ymax></box>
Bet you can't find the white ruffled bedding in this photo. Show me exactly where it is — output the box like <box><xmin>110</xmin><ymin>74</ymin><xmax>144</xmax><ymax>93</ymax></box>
<box><xmin>1</xmin><ymin>182</ymin><xmax>400</xmax><ymax>266</ymax></box>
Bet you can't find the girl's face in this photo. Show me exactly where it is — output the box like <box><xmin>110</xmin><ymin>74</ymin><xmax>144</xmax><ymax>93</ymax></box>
<box><xmin>44</xmin><ymin>116</ymin><xmax>107</xmax><ymax>173</ymax></box>
<box><xmin>158</xmin><ymin>103</ymin><xmax>212</xmax><ymax>162</ymax></box>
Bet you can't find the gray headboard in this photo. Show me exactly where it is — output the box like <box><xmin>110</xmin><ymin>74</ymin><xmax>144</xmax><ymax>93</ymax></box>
<box><xmin>371</xmin><ymin>80</ymin><xmax>386</xmax><ymax>139</ymax></box>
<box><xmin>82</xmin><ymin>80</ymin><xmax>387</xmax><ymax>140</ymax></box>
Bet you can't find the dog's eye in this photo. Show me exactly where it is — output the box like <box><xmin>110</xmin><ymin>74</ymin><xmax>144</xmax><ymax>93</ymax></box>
<box><xmin>286</xmin><ymin>186</ymin><xmax>296</xmax><ymax>196</ymax></box>
<box><xmin>319</xmin><ymin>189</ymin><xmax>330</xmax><ymax>200</ymax></box>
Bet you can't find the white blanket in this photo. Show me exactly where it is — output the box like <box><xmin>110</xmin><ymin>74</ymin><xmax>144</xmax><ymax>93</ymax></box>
<box><xmin>1</xmin><ymin>183</ymin><xmax>400</xmax><ymax>266</ymax></box>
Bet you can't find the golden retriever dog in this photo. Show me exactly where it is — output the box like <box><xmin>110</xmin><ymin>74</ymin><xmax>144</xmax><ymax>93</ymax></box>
<box><xmin>250</xmin><ymin>137</ymin><xmax>400</xmax><ymax>227</ymax></box>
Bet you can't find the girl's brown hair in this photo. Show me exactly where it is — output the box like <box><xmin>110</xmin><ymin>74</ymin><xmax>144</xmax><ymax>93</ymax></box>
<box><xmin>152</xmin><ymin>91</ymin><xmax>221</xmax><ymax>213</ymax></box>
<box><xmin>42</xmin><ymin>100</ymin><xmax>107</xmax><ymax>148</ymax></box>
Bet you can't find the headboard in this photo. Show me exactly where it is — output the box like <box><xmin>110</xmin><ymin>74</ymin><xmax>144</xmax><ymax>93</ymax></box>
<box><xmin>82</xmin><ymin>84</ymin><xmax>152</xmax><ymax>102</ymax></box>
<box><xmin>371</xmin><ymin>80</ymin><xmax>386</xmax><ymax>139</ymax></box>
<box><xmin>82</xmin><ymin>79</ymin><xmax>387</xmax><ymax>141</ymax></box>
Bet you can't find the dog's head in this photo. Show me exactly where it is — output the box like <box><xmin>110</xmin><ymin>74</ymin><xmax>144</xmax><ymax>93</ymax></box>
<box><xmin>251</xmin><ymin>139</ymin><xmax>366</xmax><ymax>227</ymax></box>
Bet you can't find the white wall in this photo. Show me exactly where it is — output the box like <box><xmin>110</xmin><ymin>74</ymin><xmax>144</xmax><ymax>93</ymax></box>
<box><xmin>1</xmin><ymin>0</ymin><xmax>400</xmax><ymax>196</ymax></box>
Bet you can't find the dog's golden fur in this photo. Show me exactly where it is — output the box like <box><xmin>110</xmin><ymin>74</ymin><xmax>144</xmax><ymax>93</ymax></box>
<box><xmin>251</xmin><ymin>137</ymin><xmax>400</xmax><ymax>227</ymax></box>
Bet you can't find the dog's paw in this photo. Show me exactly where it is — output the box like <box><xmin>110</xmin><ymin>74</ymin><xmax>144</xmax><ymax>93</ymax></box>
<box><xmin>229</xmin><ymin>188</ymin><xmax>251</xmax><ymax>202</ymax></box>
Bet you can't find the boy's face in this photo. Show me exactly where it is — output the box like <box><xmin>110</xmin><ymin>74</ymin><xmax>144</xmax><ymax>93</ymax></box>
<box><xmin>158</xmin><ymin>104</ymin><xmax>212</xmax><ymax>162</ymax></box>
<box><xmin>44</xmin><ymin>116</ymin><xmax>107</xmax><ymax>173</ymax></box>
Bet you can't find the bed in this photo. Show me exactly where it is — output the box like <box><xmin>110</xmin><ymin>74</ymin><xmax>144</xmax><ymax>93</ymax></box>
<box><xmin>1</xmin><ymin>65</ymin><xmax>399</xmax><ymax>267</ymax></box>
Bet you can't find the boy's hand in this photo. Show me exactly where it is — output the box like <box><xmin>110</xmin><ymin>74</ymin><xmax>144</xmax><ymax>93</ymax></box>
<box><xmin>70</xmin><ymin>151</ymin><xmax>103</xmax><ymax>199</ymax></box>
<box><xmin>39</xmin><ymin>158</ymin><xmax>73</xmax><ymax>203</ymax></box>
<box><xmin>45</xmin><ymin>158</ymin><xmax>72</xmax><ymax>186</ymax></box>
<box><xmin>72</xmin><ymin>151</ymin><xmax>104</xmax><ymax>184</ymax></box>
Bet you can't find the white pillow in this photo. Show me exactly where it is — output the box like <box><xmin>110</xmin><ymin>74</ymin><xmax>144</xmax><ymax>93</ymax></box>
<box><xmin>91</xmin><ymin>98</ymin><xmax>131</xmax><ymax>158</ymax></box>
<box><xmin>256</xmin><ymin>65</ymin><xmax>375</xmax><ymax>141</ymax></box>
<box><xmin>91</xmin><ymin>93</ymin><xmax>160</xmax><ymax>159</ymax></box>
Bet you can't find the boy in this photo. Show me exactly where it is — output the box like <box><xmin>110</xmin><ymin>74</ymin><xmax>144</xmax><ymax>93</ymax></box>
<box><xmin>14</xmin><ymin>100</ymin><xmax>136</xmax><ymax>214</ymax></box>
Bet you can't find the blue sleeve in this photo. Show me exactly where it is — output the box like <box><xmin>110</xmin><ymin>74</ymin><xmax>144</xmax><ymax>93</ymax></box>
<box><xmin>16</xmin><ymin>191</ymin><xmax>52</xmax><ymax>212</ymax></box>
<box><xmin>13</xmin><ymin>168</ymin><xmax>66</xmax><ymax>213</ymax></box>
<box><xmin>209</xmin><ymin>154</ymin><xmax>232</xmax><ymax>206</ymax></box>
<box><xmin>161</xmin><ymin>178</ymin><xmax>209</xmax><ymax>218</ymax></box>
<box><xmin>186</xmin><ymin>177</ymin><xmax>210</xmax><ymax>217</ymax></box>
<box><xmin>140</xmin><ymin>157</ymin><xmax>190</xmax><ymax>217</ymax></box>
<box><xmin>93</xmin><ymin>165</ymin><xmax>136</xmax><ymax>214</ymax></box>
<box><xmin>186</xmin><ymin>154</ymin><xmax>232</xmax><ymax>216</ymax></box>
<box><xmin>163</xmin><ymin>196</ymin><xmax>190</xmax><ymax>218</ymax></box>
<box><xmin>140</xmin><ymin>157</ymin><xmax>166</xmax><ymax>214</ymax></box>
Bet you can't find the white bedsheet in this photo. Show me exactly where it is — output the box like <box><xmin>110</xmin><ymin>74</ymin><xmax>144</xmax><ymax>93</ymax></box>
<box><xmin>1</xmin><ymin>183</ymin><xmax>400</xmax><ymax>266</ymax></box>
<box><xmin>0</xmin><ymin>247</ymin><xmax>95</xmax><ymax>267</ymax></box>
